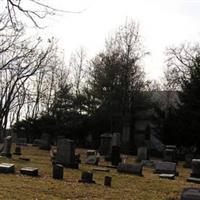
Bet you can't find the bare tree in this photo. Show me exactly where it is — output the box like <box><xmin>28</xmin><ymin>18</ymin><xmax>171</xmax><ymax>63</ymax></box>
<box><xmin>0</xmin><ymin>25</ymin><xmax>55</xmax><ymax>139</ymax></box>
<box><xmin>70</xmin><ymin>47</ymin><xmax>87</xmax><ymax>95</ymax></box>
<box><xmin>3</xmin><ymin>0</ymin><xmax>83</xmax><ymax>28</ymax></box>
<box><xmin>165</xmin><ymin>43</ymin><xmax>200</xmax><ymax>90</ymax></box>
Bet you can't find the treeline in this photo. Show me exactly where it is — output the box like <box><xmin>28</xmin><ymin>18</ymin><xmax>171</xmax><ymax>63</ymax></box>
<box><xmin>11</xmin><ymin>21</ymin><xmax>151</xmax><ymax>145</ymax></box>
<box><xmin>1</xmin><ymin>1</ymin><xmax>200</xmax><ymax>146</ymax></box>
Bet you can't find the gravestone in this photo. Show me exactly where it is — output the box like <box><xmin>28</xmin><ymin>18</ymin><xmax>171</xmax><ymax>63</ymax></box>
<box><xmin>154</xmin><ymin>162</ymin><xmax>178</xmax><ymax>175</ymax></box>
<box><xmin>183</xmin><ymin>154</ymin><xmax>193</xmax><ymax>168</ymax></box>
<box><xmin>187</xmin><ymin>159</ymin><xmax>200</xmax><ymax>183</ymax></box>
<box><xmin>32</xmin><ymin>139</ymin><xmax>41</xmax><ymax>147</ymax></box>
<box><xmin>1</xmin><ymin>136</ymin><xmax>12</xmax><ymax>158</ymax></box>
<box><xmin>39</xmin><ymin>133</ymin><xmax>51</xmax><ymax>150</ymax></box>
<box><xmin>56</xmin><ymin>135</ymin><xmax>65</xmax><ymax>145</ymax></box>
<box><xmin>85</xmin><ymin>155</ymin><xmax>99</xmax><ymax>165</ymax></box>
<box><xmin>163</xmin><ymin>145</ymin><xmax>177</xmax><ymax>163</ymax></box>
<box><xmin>20</xmin><ymin>167</ymin><xmax>38</xmax><ymax>176</ymax></box>
<box><xmin>99</xmin><ymin>133</ymin><xmax>112</xmax><ymax>156</ymax></box>
<box><xmin>111</xmin><ymin>132</ymin><xmax>120</xmax><ymax>147</ymax></box>
<box><xmin>0</xmin><ymin>163</ymin><xmax>15</xmax><ymax>173</ymax></box>
<box><xmin>104</xmin><ymin>176</ymin><xmax>112</xmax><ymax>187</ymax></box>
<box><xmin>111</xmin><ymin>146</ymin><xmax>121</xmax><ymax>166</ymax></box>
<box><xmin>14</xmin><ymin>146</ymin><xmax>22</xmax><ymax>155</ymax></box>
<box><xmin>121</xmin><ymin>114</ymin><xmax>131</xmax><ymax>153</ymax></box>
<box><xmin>137</xmin><ymin>146</ymin><xmax>148</xmax><ymax>162</ymax></box>
<box><xmin>117</xmin><ymin>163</ymin><xmax>143</xmax><ymax>176</ymax></box>
<box><xmin>55</xmin><ymin>139</ymin><xmax>78</xmax><ymax>169</ymax></box>
<box><xmin>53</xmin><ymin>164</ymin><xmax>63</xmax><ymax>180</ymax></box>
<box><xmin>181</xmin><ymin>188</ymin><xmax>200</xmax><ymax>200</ymax></box>
<box><xmin>86</xmin><ymin>150</ymin><xmax>96</xmax><ymax>157</ymax></box>
<box><xmin>78</xmin><ymin>171</ymin><xmax>95</xmax><ymax>183</ymax></box>
<box><xmin>134</xmin><ymin>131</ymin><xmax>146</xmax><ymax>148</ymax></box>
<box><xmin>159</xmin><ymin>174</ymin><xmax>175</xmax><ymax>180</ymax></box>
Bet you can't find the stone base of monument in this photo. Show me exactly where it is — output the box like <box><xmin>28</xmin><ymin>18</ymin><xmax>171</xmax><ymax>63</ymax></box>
<box><xmin>53</xmin><ymin>164</ymin><xmax>63</xmax><ymax>180</ymax></box>
<box><xmin>20</xmin><ymin>167</ymin><xmax>38</xmax><ymax>176</ymax></box>
<box><xmin>78</xmin><ymin>171</ymin><xmax>95</xmax><ymax>184</ymax></box>
<box><xmin>85</xmin><ymin>155</ymin><xmax>99</xmax><ymax>165</ymax></box>
<box><xmin>0</xmin><ymin>152</ymin><xmax>12</xmax><ymax>158</ymax></box>
<box><xmin>62</xmin><ymin>162</ymin><xmax>79</xmax><ymax>169</ymax></box>
<box><xmin>159</xmin><ymin>174</ymin><xmax>175</xmax><ymax>180</ymax></box>
<box><xmin>154</xmin><ymin>161</ymin><xmax>179</xmax><ymax>176</ymax></box>
<box><xmin>187</xmin><ymin>177</ymin><xmax>200</xmax><ymax>184</ymax></box>
<box><xmin>181</xmin><ymin>188</ymin><xmax>200</xmax><ymax>200</ymax></box>
<box><xmin>93</xmin><ymin>167</ymin><xmax>110</xmax><ymax>172</ymax></box>
<box><xmin>0</xmin><ymin>163</ymin><xmax>15</xmax><ymax>173</ymax></box>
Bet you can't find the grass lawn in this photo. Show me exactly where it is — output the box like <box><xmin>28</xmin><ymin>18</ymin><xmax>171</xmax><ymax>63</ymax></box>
<box><xmin>0</xmin><ymin>145</ymin><xmax>198</xmax><ymax>200</ymax></box>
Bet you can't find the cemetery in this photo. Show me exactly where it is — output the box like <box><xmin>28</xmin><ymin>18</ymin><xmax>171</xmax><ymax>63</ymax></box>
<box><xmin>0</xmin><ymin>136</ymin><xmax>199</xmax><ymax>199</ymax></box>
<box><xmin>1</xmin><ymin>1</ymin><xmax>200</xmax><ymax>200</ymax></box>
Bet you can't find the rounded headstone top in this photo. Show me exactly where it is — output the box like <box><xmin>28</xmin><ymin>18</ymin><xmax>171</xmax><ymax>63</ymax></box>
<box><xmin>192</xmin><ymin>159</ymin><xmax>200</xmax><ymax>163</ymax></box>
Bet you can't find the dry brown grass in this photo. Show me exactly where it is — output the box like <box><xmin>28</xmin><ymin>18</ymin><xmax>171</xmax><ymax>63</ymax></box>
<box><xmin>0</xmin><ymin>145</ymin><xmax>198</xmax><ymax>200</ymax></box>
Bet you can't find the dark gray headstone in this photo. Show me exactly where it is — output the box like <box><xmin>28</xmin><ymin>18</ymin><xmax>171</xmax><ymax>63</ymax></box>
<box><xmin>78</xmin><ymin>171</ymin><xmax>95</xmax><ymax>183</ymax></box>
<box><xmin>183</xmin><ymin>154</ymin><xmax>193</xmax><ymax>168</ymax></box>
<box><xmin>181</xmin><ymin>188</ymin><xmax>200</xmax><ymax>200</ymax></box>
<box><xmin>99</xmin><ymin>133</ymin><xmax>112</xmax><ymax>156</ymax></box>
<box><xmin>191</xmin><ymin>159</ymin><xmax>200</xmax><ymax>177</ymax></box>
<box><xmin>117</xmin><ymin>163</ymin><xmax>143</xmax><ymax>176</ymax></box>
<box><xmin>187</xmin><ymin>159</ymin><xmax>200</xmax><ymax>183</ymax></box>
<box><xmin>137</xmin><ymin>146</ymin><xmax>148</xmax><ymax>162</ymax></box>
<box><xmin>163</xmin><ymin>145</ymin><xmax>177</xmax><ymax>163</ymax></box>
<box><xmin>14</xmin><ymin>146</ymin><xmax>21</xmax><ymax>155</ymax></box>
<box><xmin>154</xmin><ymin>162</ymin><xmax>177</xmax><ymax>175</ymax></box>
<box><xmin>39</xmin><ymin>133</ymin><xmax>51</xmax><ymax>150</ymax></box>
<box><xmin>111</xmin><ymin>132</ymin><xmax>120</xmax><ymax>147</ymax></box>
<box><xmin>1</xmin><ymin>136</ymin><xmax>12</xmax><ymax>158</ymax></box>
<box><xmin>104</xmin><ymin>176</ymin><xmax>112</xmax><ymax>187</ymax></box>
<box><xmin>53</xmin><ymin>164</ymin><xmax>63</xmax><ymax>180</ymax></box>
<box><xmin>20</xmin><ymin>167</ymin><xmax>38</xmax><ymax>176</ymax></box>
<box><xmin>55</xmin><ymin>139</ymin><xmax>78</xmax><ymax>169</ymax></box>
<box><xmin>85</xmin><ymin>155</ymin><xmax>99</xmax><ymax>165</ymax></box>
<box><xmin>111</xmin><ymin>146</ymin><xmax>121</xmax><ymax>166</ymax></box>
<box><xmin>163</xmin><ymin>149</ymin><xmax>176</xmax><ymax>162</ymax></box>
<box><xmin>0</xmin><ymin>163</ymin><xmax>15</xmax><ymax>173</ymax></box>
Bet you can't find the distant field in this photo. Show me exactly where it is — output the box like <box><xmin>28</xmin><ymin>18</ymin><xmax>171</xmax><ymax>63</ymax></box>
<box><xmin>0</xmin><ymin>145</ymin><xmax>198</xmax><ymax>200</ymax></box>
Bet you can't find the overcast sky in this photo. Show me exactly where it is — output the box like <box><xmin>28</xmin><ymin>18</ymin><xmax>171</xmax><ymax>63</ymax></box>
<box><xmin>31</xmin><ymin>0</ymin><xmax>200</xmax><ymax>81</ymax></box>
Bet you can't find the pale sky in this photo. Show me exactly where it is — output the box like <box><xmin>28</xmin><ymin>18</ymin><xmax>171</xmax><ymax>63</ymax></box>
<box><xmin>30</xmin><ymin>0</ymin><xmax>200</xmax><ymax>81</ymax></box>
